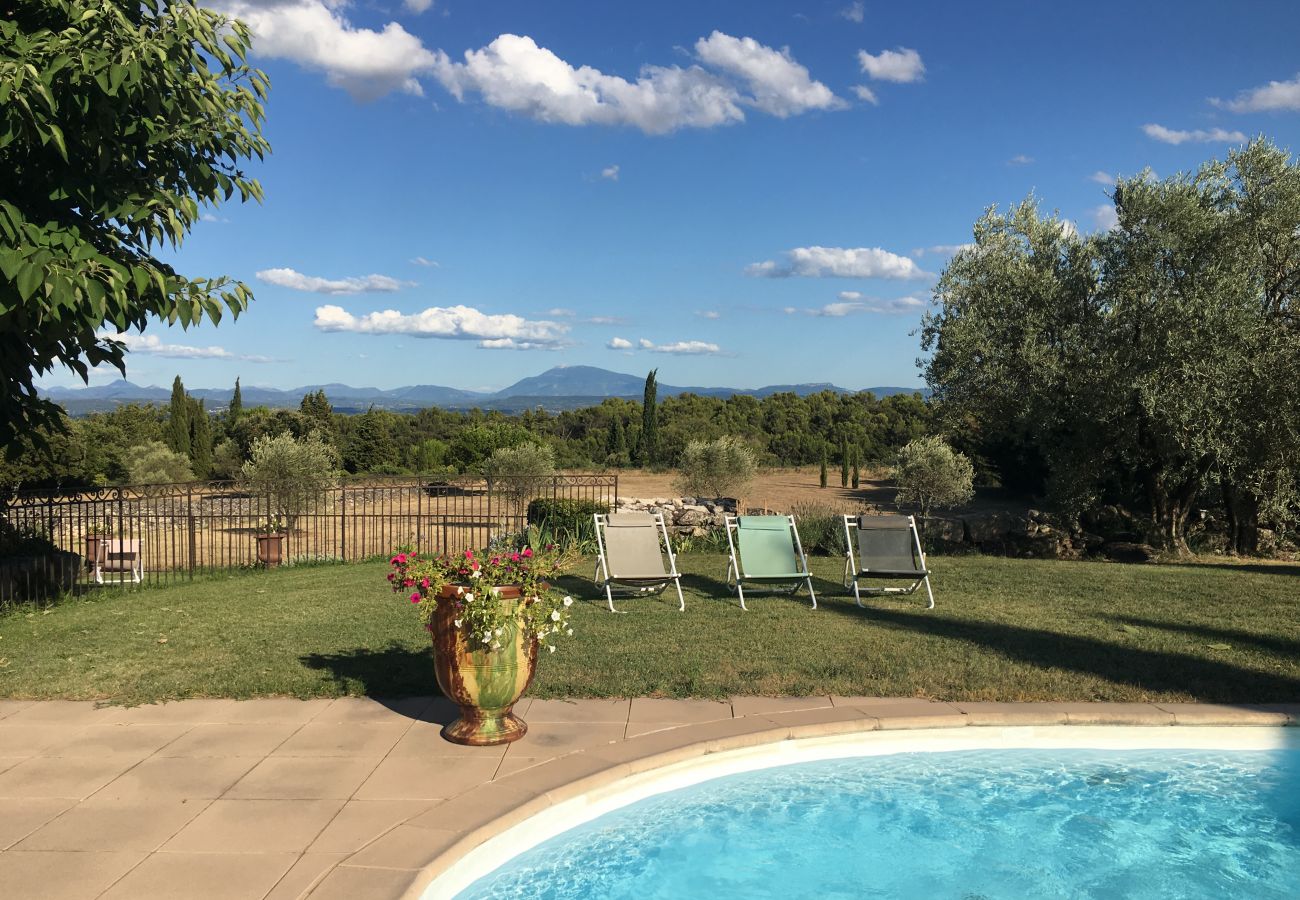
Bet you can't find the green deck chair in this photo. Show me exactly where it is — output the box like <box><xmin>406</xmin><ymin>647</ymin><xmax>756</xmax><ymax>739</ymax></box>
<box><xmin>842</xmin><ymin>514</ymin><xmax>934</xmax><ymax>608</ymax></box>
<box><xmin>724</xmin><ymin>514</ymin><xmax>816</xmax><ymax>611</ymax></box>
<box><xmin>593</xmin><ymin>512</ymin><xmax>685</xmax><ymax>613</ymax></box>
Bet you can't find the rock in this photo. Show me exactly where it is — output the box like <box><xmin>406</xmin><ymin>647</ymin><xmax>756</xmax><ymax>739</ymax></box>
<box><xmin>1101</xmin><ymin>541</ymin><xmax>1158</xmax><ymax>564</ymax></box>
<box><xmin>926</xmin><ymin>517</ymin><xmax>965</xmax><ymax>544</ymax></box>
<box><xmin>677</xmin><ymin>508</ymin><xmax>711</xmax><ymax>526</ymax></box>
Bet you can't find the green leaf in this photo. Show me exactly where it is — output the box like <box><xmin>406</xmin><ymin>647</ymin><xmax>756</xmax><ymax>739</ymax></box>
<box><xmin>46</xmin><ymin>123</ymin><xmax>68</xmax><ymax>162</ymax></box>
<box><xmin>16</xmin><ymin>263</ymin><xmax>43</xmax><ymax>301</ymax></box>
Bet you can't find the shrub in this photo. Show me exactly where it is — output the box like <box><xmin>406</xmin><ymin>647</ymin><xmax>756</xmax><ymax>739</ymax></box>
<box><xmin>675</xmin><ymin>436</ymin><xmax>757</xmax><ymax>499</ymax></box>
<box><xmin>790</xmin><ymin>502</ymin><xmax>848</xmax><ymax>556</ymax></box>
<box><xmin>894</xmin><ymin>436</ymin><xmax>975</xmax><ymax>526</ymax></box>
<box><xmin>482</xmin><ymin>442</ymin><xmax>556</xmax><ymax>511</ymax></box>
<box><xmin>240</xmin><ymin>432</ymin><xmax>339</xmax><ymax>526</ymax></box>
<box><xmin>128</xmin><ymin>441</ymin><xmax>193</xmax><ymax>484</ymax></box>
<box><xmin>527</xmin><ymin>498</ymin><xmax>609</xmax><ymax>546</ymax></box>
<box><xmin>210</xmin><ymin>439</ymin><xmax>243</xmax><ymax>480</ymax></box>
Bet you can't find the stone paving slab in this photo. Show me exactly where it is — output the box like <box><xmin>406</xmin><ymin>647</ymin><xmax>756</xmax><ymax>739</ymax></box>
<box><xmin>0</xmin><ymin>696</ymin><xmax>1292</xmax><ymax>899</ymax></box>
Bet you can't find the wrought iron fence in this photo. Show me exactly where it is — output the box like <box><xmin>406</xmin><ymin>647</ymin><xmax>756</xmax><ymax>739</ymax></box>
<box><xmin>0</xmin><ymin>474</ymin><xmax>617</xmax><ymax>604</ymax></box>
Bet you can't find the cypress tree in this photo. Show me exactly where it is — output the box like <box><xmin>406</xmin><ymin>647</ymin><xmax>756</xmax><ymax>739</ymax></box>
<box><xmin>819</xmin><ymin>451</ymin><xmax>828</xmax><ymax>488</ymax></box>
<box><xmin>165</xmin><ymin>375</ymin><xmax>191</xmax><ymax>457</ymax></box>
<box><xmin>637</xmin><ymin>369</ymin><xmax>658</xmax><ymax>467</ymax></box>
<box><xmin>851</xmin><ymin>448</ymin><xmax>861</xmax><ymax>490</ymax></box>
<box><xmin>300</xmin><ymin>389</ymin><xmax>334</xmax><ymax>436</ymax></box>
<box><xmin>840</xmin><ymin>437</ymin><xmax>849</xmax><ymax>487</ymax></box>
<box><xmin>605</xmin><ymin>416</ymin><xmax>627</xmax><ymax>460</ymax></box>
<box><xmin>189</xmin><ymin>398</ymin><xmax>212</xmax><ymax>479</ymax></box>
<box><xmin>229</xmin><ymin>377</ymin><xmax>243</xmax><ymax>422</ymax></box>
<box><xmin>346</xmin><ymin>406</ymin><xmax>397</xmax><ymax>473</ymax></box>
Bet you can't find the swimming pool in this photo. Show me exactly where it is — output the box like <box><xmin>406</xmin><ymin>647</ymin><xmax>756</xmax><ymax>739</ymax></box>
<box><xmin>446</xmin><ymin>732</ymin><xmax>1300</xmax><ymax>899</ymax></box>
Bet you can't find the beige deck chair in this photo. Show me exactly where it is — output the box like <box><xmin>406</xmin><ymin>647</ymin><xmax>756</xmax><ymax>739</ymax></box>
<box><xmin>593</xmin><ymin>512</ymin><xmax>685</xmax><ymax>613</ymax></box>
<box><xmin>93</xmin><ymin>538</ymin><xmax>142</xmax><ymax>585</ymax></box>
<box><xmin>842</xmin><ymin>514</ymin><xmax>933</xmax><ymax>608</ymax></box>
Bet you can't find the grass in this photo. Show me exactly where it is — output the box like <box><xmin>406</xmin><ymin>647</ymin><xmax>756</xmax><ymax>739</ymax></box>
<box><xmin>0</xmin><ymin>555</ymin><xmax>1297</xmax><ymax>705</ymax></box>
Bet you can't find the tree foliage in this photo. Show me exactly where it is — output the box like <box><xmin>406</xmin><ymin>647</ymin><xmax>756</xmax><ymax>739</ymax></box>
<box><xmin>240</xmin><ymin>432</ymin><xmax>338</xmax><ymax>525</ymax></box>
<box><xmin>637</xmin><ymin>369</ymin><xmax>658</xmax><ymax>467</ymax></box>
<box><xmin>481</xmin><ymin>441</ymin><xmax>556</xmax><ymax>511</ymax></box>
<box><xmin>127</xmin><ymin>440</ymin><xmax>192</xmax><ymax>484</ymax></box>
<box><xmin>893</xmin><ymin>436</ymin><xmax>975</xmax><ymax>524</ymax></box>
<box><xmin>676</xmin><ymin>435</ymin><xmax>757</xmax><ymax>499</ymax></box>
<box><xmin>0</xmin><ymin>0</ymin><xmax>270</xmax><ymax>447</ymax></box>
<box><xmin>165</xmin><ymin>375</ymin><xmax>190</xmax><ymax>457</ymax></box>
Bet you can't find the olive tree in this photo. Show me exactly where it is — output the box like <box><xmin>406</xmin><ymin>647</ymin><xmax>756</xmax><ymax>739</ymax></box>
<box><xmin>482</xmin><ymin>442</ymin><xmax>556</xmax><ymax>512</ymax></box>
<box><xmin>675</xmin><ymin>435</ymin><xmax>757</xmax><ymax>499</ymax></box>
<box><xmin>893</xmin><ymin>436</ymin><xmax>974</xmax><ymax>526</ymax></box>
<box><xmin>0</xmin><ymin>0</ymin><xmax>269</xmax><ymax>448</ymax></box>
<box><xmin>240</xmin><ymin>433</ymin><xmax>338</xmax><ymax>528</ymax></box>
<box><xmin>127</xmin><ymin>441</ymin><xmax>193</xmax><ymax>485</ymax></box>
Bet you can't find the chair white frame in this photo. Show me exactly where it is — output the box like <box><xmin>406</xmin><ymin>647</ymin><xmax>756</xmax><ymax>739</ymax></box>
<box><xmin>842</xmin><ymin>514</ymin><xmax>933</xmax><ymax>609</ymax></box>
<box><xmin>723</xmin><ymin>514</ymin><xmax>816</xmax><ymax>611</ymax></box>
<box><xmin>92</xmin><ymin>537</ymin><xmax>142</xmax><ymax>585</ymax></box>
<box><xmin>592</xmin><ymin>512</ymin><xmax>685</xmax><ymax>613</ymax></box>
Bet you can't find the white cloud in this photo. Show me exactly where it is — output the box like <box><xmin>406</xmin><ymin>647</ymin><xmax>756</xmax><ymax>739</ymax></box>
<box><xmin>1212</xmin><ymin>74</ymin><xmax>1300</xmax><ymax>113</ymax></box>
<box><xmin>852</xmin><ymin>84</ymin><xmax>879</xmax><ymax>105</ymax></box>
<box><xmin>640</xmin><ymin>339</ymin><xmax>722</xmax><ymax>355</ymax></box>
<box><xmin>403</xmin><ymin>0</ymin><xmax>434</xmax><ymax>13</ymax></box>
<box><xmin>840</xmin><ymin>2</ymin><xmax>865</xmax><ymax>23</ymax></box>
<box><xmin>1142</xmin><ymin>123</ymin><xmax>1246</xmax><ymax>145</ymax></box>
<box><xmin>199</xmin><ymin>212</ymin><xmax>229</xmax><ymax>224</ymax></box>
<box><xmin>431</xmin><ymin>31</ymin><xmax>838</xmax><ymax>134</ymax></box>
<box><xmin>608</xmin><ymin>337</ymin><xmax>633</xmax><ymax>349</ymax></box>
<box><xmin>857</xmin><ymin>47</ymin><xmax>925</xmax><ymax>83</ymax></box>
<box><xmin>1091</xmin><ymin>204</ymin><xmax>1119</xmax><ymax>231</ymax></box>
<box><xmin>256</xmin><ymin>267</ymin><xmax>411</xmax><ymax>295</ymax></box>
<box><xmin>693</xmin><ymin>31</ymin><xmax>842</xmax><ymax>117</ymax></box>
<box><xmin>313</xmin><ymin>304</ymin><xmax>569</xmax><ymax>348</ymax></box>
<box><xmin>101</xmin><ymin>332</ymin><xmax>276</xmax><ymax>363</ymax></box>
<box><xmin>208</xmin><ymin>1</ymin><xmax>439</xmax><ymax>100</ymax></box>
<box><xmin>746</xmin><ymin>246</ymin><xmax>931</xmax><ymax>280</ymax></box>
<box><xmin>587</xmin><ymin>315</ymin><xmax>624</xmax><ymax>325</ymax></box>
<box><xmin>547</xmin><ymin>308</ymin><xmax>577</xmax><ymax>317</ymax></box>
<box><xmin>784</xmin><ymin>292</ymin><xmax>927</xmax><ymax>317</ymax></box>
<box><xmin>1089</xmin><ymin>170</ymin><xmax>1116</xmax><ymax>185</ymax></box>
<box><xmin>410</xmin><ymin>256</ymin><xmax>440</xmax><ymax>267</ymax></box>
<box><xmin>600</xmin><ymin>164</ymin><xmax>620</xmax><ymax>181</ymax></box>
<box><xmin>910</xmin><ymin>244</ymin><xmax>973</xmax><ymax>258</ymax></box>
<box><xmin>1008</xmin><ymin>154</ymin><xmax>1034</xmax><ymax>165</ymax></box>
<box><xmin>695</xmin><ymin>310</ymin><xmax>721</xmax><ymax>320</ymax></box>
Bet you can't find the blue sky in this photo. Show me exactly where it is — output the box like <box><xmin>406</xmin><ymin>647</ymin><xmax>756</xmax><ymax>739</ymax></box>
<box><xmin>56</xmin><ymin>0</ymin><xmax>1300</xmax><ymax>393</ymax></box>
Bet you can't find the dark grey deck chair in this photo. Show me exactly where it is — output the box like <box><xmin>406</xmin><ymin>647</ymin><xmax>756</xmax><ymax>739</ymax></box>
<box><xmin>842</xmin><ymin>514</ymin><xmax>933</xmax><ymax>608</ymax></box>
<box><xmin>593</xmin><ymin>512</ymin><xmax>685</xmax><ymax>613</ymax></box>
<box><xmin>723</xmin><ymin>514</ymin><xmax>816</xmax><ymax>611</ymax></box>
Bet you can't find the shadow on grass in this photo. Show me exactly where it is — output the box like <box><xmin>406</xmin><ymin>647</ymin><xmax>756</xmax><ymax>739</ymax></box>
<box><xmin>1170</xmin><ymin>562</ymin><xmax>1300</xmax><ymax>578</ymax></box>
<box><xmin>821</xmin><ymin>604</ymin><xmax>1300</xmax><ymax>702</ymax></box>
<box><xmin>1107</xmin><ymin>614</ymin><xmax>1300</xmax><ymax>659</ymax></box>
<box><xmin>300</xmin><ymin>643</ymin><xmax>439</xmax><ymax>703</ymax></box>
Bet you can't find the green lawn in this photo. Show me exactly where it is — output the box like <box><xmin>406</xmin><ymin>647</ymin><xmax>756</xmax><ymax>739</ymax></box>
<box><xmin>1</xmin><ymin>555</ymin><xmax>1297</xmax><ymax>705</ymax></box>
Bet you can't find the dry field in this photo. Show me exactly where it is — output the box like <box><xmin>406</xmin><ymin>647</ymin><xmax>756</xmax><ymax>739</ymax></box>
<box><xmin>613</xmin><ymin>466</ymin><xmax>897</xmax><ymax>513</ymax></box>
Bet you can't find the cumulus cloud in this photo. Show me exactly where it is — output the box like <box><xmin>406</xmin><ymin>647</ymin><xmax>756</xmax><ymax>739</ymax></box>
<box><xmin>1091</xmin><ymin>204</ymin><xmax>1119</xmax><ymax>231</ymax></box>
<box><xmin>1212</xmin><ymin>74</ymin><xmax>1300</xmax><ymax>113</ymax></box>
<box><xmin>313</xmin><ymin>304</ymin><xmax>569</xmax><ymax>348</ymax></box>
<box><xmin>257</xmin><ymin>267</ymin><xmax>411</xmax><ymax>295</ymax></box>
<box><xmin>1008</xmin><ymin>154</ymin><xmax>1034</xmax><ymax>165</ymax></box>
<box><xmin>409</xmin><ymin>256</ymin><xmax>440</xmax><ymax>267</ymax></box>
<box><xmin>1089</xmin><ymin>170</ymin><xmax>1116</xmax><ymax>185</ymax></box>
<box><xmin>784</xmin><ymin>292</ymin><xmax>926</xmax><ymax>317</ymax></box>
<box><xmin>101</xmin><ymin>332</ymin><xmax>276</xmax><ymax>363</ymax></box>
<box><xmin>911</xmin><ymin>244</ymin><xmax>973</xmax><ymax>259</ymax></box>
<box><xmin>693</xmin><ymin>31</ymin><xmax>842</xmax><ymax>117</ymax></box>
<box><xmin>840</xmin><ymin>2</ymin><xmax>865</xmax><ymax>23</ymax></box>
<box><xmin>639</xmin><ymin>339</ymin><xmax>722</xmax><ymax>355</ymax></box>
<box><xmin>1142</xmin><ymin>123</ymin><xmax>1246</xmax><ymax>145</ymax></box>
<box><xmin>600</xmin><ymin>164</ymin><xmax>620</xmax><ymax>181</ymax></box>
<box><xmin>746</xmin><ymin>246</ymin><xmax>931</xmax><ymax>280</ymax></box>
<box><xmin>608</xmin><ymin>337</ymin><xmax>634</xmax><ymax>349</ymax></box>
<box><xmin>857</xmin><ymin>47</ymin><xmax>925</xmax><ymax>83</ymax></box>
<box><xmin>208</xmin><ymin>1</ymin><xmax>439</xmax><ymax>100</ymax></box>
<box><xmin>852</xmin><ymin>85</ymin><xmax>879</xmax><ymax>105</ymax></box>
<box><xmin>431</xmin><ymin>31</ymin><xmax>837</xmax><ymax>134</ymax></box>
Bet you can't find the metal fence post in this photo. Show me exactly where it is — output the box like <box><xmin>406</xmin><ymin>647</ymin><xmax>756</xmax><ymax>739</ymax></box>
<box><xmin>339</xmin><ymin>485</ymin><xmax>347</xmax><ymax>562</ymax></box>
<box><xmin>187</xmin><ymin>485</ymin><xmax>196</xmax><ymax>577</ymax></box>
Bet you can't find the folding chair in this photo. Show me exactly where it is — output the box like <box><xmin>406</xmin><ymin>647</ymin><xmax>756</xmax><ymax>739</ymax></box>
<box><xmin>842</xmin><ymin>514</ymin><xmax>933</xmax><ymax>608</ymax></box>
<box><xmin>593</xmin><ymin>512</ymin><xmax>685</xmax><ymax>613</ymax></box>
<box><xmin>93</xmin><ymin>538</ymin><xmax>142</xmax><ymax>585</ymax></box>
<box><xmin>723</xmin><ymin>515</ymin><xmax>816</xmax><ymax>611</ymax></box>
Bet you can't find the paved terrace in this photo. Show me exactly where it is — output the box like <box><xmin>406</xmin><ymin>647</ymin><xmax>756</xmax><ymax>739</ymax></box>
<box><xmin>0</xmin><ymin>696</ymin><xmax>1296</xmax><ymax>899</ymax></box>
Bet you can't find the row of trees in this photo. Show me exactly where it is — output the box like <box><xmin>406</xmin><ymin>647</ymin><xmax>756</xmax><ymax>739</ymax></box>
<box><xmin>924</xmin><ymin>139</ymin><xmax>1300</xmax><ymax>554</ymax></box>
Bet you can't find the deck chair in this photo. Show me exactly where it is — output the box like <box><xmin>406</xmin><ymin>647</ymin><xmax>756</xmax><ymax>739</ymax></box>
<box><xmin>723</xmin><ymin>515</ymin><xmax>816</xmax><ymax>611</ymax></box>
<box><xmin>842</xmin><ymin>515</ymin><xmax>933</xmax><ymax>608</ymax></box>
<box><xmin>93</xmin><ymin>538</ymin><xmax>142</xmax><ymax>585</ymax></box>
<box><xmin>593</xmin><ymin>512</ymin><xmax>685</xmax><ymax>613</ymax></box>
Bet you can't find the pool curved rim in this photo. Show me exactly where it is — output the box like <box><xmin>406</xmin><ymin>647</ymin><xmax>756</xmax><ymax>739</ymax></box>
<box><xmin>398</xmin><ymin>705</ymin><xmax>1298</xmax><ymax>900</ymax></box>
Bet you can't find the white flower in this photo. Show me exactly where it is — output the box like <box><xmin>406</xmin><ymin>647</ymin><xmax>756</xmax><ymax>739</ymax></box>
<box><xmin>491</xmin><ymin>641</ymin><xmax>501</xmax><ymax>650</ymax></box>
<box><xmin>464</xmin><ymin>592</ymin><xmax>475</xmax><ymax>603</ymax></box>
<box><xmin>482</xmin><ymin>635</ymin><xmax>491</xmax><ymax>644</ymax></box>
<box><xmin>470</xmin><ymin>570</ymin><xmax>482</xmax><ymax>579</ymax></box>
<box><xmin>453</xmin><ymin>619</ymin><xmax>463</xmax><ymax>628</ymax></box>
<box><xmin>550</xmin><ymin>610</ymin><xmax>561</xmax><ymax>622</ymax></box>
<box><xmin>547</xmin><ymin>644</ymin><xmax>556</xmax><ymax>653</ymax></box>
<box><xmin>456</xmin><ymin>586</ymin><xmax>465</xmax><ymax>597</ymax></box>
<box><xmin>494</xmin><ymin>628</ymin><xmax>503</xmax><ymax>637</ymax></box>
<box><xmin>566</xmin><ymin>628</ymin><xmax>574</xmax><ymax>636</ymax></box>
<box><xmin>536</xmin><ymin>630</ymin><xmax>547</xmax><ymax>639</ymax></box>
<box><xmin>562</xmin><ymin>596</ymin><xmax>573</xmax><ymax>607</ymax></box>
<box><xmin>491</xmin><ymin>587</ymin><xmax>501</xmax><ymax>596</ymax></box>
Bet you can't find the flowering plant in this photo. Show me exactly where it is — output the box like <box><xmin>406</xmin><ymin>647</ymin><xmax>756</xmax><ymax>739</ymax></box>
<box><xmin>255</xmin><ymin>516</ymin><xmax>288</xmax><ymax>534</ymax></box>
<box><xmin>388</xmin><ymin>543</ymin><xmax>577</xmax><ymax>653</ymax></box>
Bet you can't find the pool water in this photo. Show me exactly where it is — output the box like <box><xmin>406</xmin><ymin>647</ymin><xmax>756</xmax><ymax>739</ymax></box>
<box><xmin>457</xmin><ymin>749</ymin><xmax>1300</xmax><ymax>899</ymax></box>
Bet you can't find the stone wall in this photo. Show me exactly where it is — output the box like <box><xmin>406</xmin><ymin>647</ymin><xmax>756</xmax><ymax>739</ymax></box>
<box><xmin>613</xmin><ymin>497</ymin><xmax>737</xmax><ymax>536</ymax></box>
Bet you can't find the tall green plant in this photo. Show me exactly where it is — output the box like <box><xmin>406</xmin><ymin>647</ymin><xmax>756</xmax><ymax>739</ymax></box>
<box><xmin>189</xmin><ymin>398</ymin><xmax>211</xmax><ymax>479</ymax></box>
<box><xmin>165</xmin><ymin>376</ymin><xmax>191</xmax><ymax>457</ymax></box>
<box><xmin>637</xmin><ymin>369</ymin><xmax>658</xmax><ymax>467</ymax></box>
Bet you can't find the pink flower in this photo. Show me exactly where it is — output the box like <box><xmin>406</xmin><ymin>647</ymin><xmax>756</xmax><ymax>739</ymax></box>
<box><xmin>386</xmin><ymin>573</ymin><xmax>394</xmax><ymax>581</ymax></box>
<box><xmin>402</xmin><ymin>578</ymin><xmax>414</xmax><ymax>587</ymax></box>
<box><xmin>464</xmin><ymin>550</ymin><xmax>474</xmax><ymax>559</ymax></box>
<box><xmin>471</xmin><ymin>562</ymin><xmax>480</xmax><ymax>571</ymax></box>
<box><xmin>395</xmin><ymin>553</ymin><xmax>408</xmax><ymax>565</ymax></box>
<box><xmin>410</xmin><ymin>592</ymin><xmax>421</xmax><ymax>603</ymax></box>
<box><xmin>511</xmin><ymin>552</ymin><xmax>520</xmax><ymax>563</ymax></box>
<box><xmin>420</xmin><ymin>577</ymin><xmax>430</xmax><ymax>589</ymax></box>
<box><xmin>521</xmin><ymin>547</ymin><xmax>533</xmax><ymax>558</ymax></box>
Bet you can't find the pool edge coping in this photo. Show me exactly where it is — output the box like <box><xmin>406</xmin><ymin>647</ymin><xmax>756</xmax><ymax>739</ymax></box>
<box><xmin>320</xmin><ymin>702</ymin><xmax>1299</xmax><ymax>900</ymax></box>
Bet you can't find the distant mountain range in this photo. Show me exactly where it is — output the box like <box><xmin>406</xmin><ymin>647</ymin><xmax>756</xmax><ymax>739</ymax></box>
<box><xmin>42</xmin><ymin>365</ymin><xmax>928</xmax><ymax>415</ymax></box>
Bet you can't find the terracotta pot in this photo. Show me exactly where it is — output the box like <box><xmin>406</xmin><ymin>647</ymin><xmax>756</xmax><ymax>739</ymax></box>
<box><xmin>427</xmin><ymin>583</ymin><xmax>538</xmax><ymax>745</ymax></box>
<box><xmin>85</xmin><ymin>535</ymin><xmax>102</xmax><ymax>571</ymax></box>
<box><xmin>256</xmin><ymin>533</ymin><xmax>285</xmax><ymax>567</ymax></box>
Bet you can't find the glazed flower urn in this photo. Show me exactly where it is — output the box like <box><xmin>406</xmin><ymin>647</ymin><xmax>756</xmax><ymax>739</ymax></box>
<box><xmin>427</xmin><ymin>583</ymin><xmax>538</xmax><ymax>745</ymax></box>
